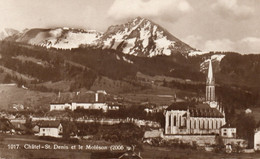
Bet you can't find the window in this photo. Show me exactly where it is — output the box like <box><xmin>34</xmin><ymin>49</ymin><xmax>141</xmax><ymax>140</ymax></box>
<box><xmin>179</xmin><ymin>116</ymin><xmax>181</xmax><ymax>127</ymax></box>
<box><xmin>42</xmin><ymin>129</ymin><xmax>45</xmax><ymax>132</ymax></box>
<box><xmin>168</xmin><ymin>115</ymin><xmax>171</xmax><ymax>126</ymax></box>
<box><xmin>174</xmin><ymin>116</ymin><xmax>176</xmax><ymax>126</ymax></box>
<box><xmin>223</xmin><ymin>132</ymin><xmax>227</xmax><ymax>136</ymax></box>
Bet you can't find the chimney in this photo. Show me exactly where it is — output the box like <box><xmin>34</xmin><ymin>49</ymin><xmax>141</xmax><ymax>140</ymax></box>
<box><xmin>95</xmin><ymin>93</ymin><xmax>99</xmax><ymax>102</ymax></box>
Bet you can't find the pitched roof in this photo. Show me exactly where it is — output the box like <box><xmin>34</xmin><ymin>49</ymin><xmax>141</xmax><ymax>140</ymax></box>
<box><xmin>39</xmin><ymin>121</ymin><xmax>61</xmax><ymax>128</ymax></box>
<box><xmin>166</xmin><ymin>102</ymin><xmax>224</xmax><ymax>118</ymax></box>
<box><xmin>195</xmin><ymin>103</ymin><xmax>211</xmax><ymax>109</ymax></box>
<box><xmin>118</xmin><ymin>151</ymin><xmax>143</xmax><ymax>159</ymax></box>
<box><xmin>166</xmin><ymin>102</ymin><xmax>193</xmax><ymax>111</ymax></box>
<box><xmin>221</xmin><ymin>123</ymin><xmax>235</xmax><ymax>128</ymax></box>
<box><xmin>189</xmin><ymin>108</ymin><xmax>224</xmax><ymax>118</ymax></box>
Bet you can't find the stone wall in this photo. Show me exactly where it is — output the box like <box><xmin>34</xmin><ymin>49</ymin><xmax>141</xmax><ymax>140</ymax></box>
<box><xmin>162</xmin><ymin>134</ymin><xmax>216</xmax><ymax>146</ymax></box>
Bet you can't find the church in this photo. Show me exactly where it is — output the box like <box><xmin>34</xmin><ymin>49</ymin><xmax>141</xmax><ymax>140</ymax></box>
<box><xmin>164</xmin><ymin>59</ymin><xmax>226</xmax><ymax>135</ymax></box>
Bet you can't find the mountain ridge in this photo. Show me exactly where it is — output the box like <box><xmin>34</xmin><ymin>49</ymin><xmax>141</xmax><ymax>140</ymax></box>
<box><xmin>99</xmin><ymin>17</ymin><xmax>196</xmax><ymax>57</ymax></box>
<box><xmin>2</xmin><ymin>17</ymin><xmax>196</xmax><ymax>57</ymax></box>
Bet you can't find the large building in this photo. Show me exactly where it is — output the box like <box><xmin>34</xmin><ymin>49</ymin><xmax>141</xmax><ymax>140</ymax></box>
<box><xmin>164</xmin><ymin>59</ymin><xmax>226</xmax><ymax>135</ymax></box>
<box><xmin>50</xmin><ymin>90</ymin><xmax>119</xmax><ymax>112</ymax></box>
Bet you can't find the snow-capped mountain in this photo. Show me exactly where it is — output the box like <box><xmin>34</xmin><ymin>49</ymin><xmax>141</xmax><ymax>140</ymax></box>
<box><xmin>0</xmin><ymin>28</ymin><xmax>20</xmax><ymax>40</ymax></box>
<box><xmin>100</xmin><ymin>17</ymin><xmax>195</xmax><ymax>57</ymax></box>
<box><xmin>15</xmin><ymin>27</ymin><xmax>102</xmax><ymax>49</ymax></box>
<box><xmin>1</xmin><ymin>17</ymin><xmax>196</xmax><ymax>57</ymax></box>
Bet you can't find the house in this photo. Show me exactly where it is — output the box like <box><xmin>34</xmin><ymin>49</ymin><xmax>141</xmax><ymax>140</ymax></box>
<box><xmin>38</xmin><ymin>121</ymin><xmax>63</xmax><ymax>138</ymax></box>
<box><xmin>118</xmin><ymin>151</ymin><xmax>143</xmax><ymax>159</ymax></box>
<box><xmin>11</xmin><ymin>122</ymin><xmax>27</xmax><ymax>134</ymax></box>
<box><xmin>32</xmin><ymin>124</ymin><xmax>40</xmax><ymax>133</ymax></box>
<box><xmin>144</xmin><ymin>129</ymin><xmax>163</xmax><ymax>138</ymax></box>
<box><xmin>254</xmin><ymin>127</ymin><xmax>260</xmax><ymax>151</ymax></box>
<box><xmin>220</xmin><ymin>124</ymin><xmax>236</xmax><ymax>138</ymax></box>
<box><xmin>220</xmin><ymin>124</ymin><xmax>247</xmax><ymax>148</ymax></box>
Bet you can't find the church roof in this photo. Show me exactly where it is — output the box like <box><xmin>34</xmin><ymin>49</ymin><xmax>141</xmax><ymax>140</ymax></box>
<box><xmin>195</xmin><ymin>103</ymin><xmax>211</xmax><ymax>109</ymax></box>
<box><xmin>166</xmin><ymin>102</ymin><xmax>224</xmax><ymax>118</ymax></box>
<box><xmin>189</xmin><ymin>108</ymin><xmax>224</xmax><ymax>118</ymax></box>
<box><xmin>166</xmin><ymin>102</ymin><xmax>193</xmax><ymax>111</ymax></box>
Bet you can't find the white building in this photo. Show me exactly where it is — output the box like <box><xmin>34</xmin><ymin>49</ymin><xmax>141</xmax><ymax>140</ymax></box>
<box><xmin>220</xmin><ymin>124</ymin><xmax>236</xmax><ymax>138</ymax></box>
<box><xmin>164</xmin><ymin>59</ymin><xmax>226</xmax><ymax>135</ymax></box>
<box><xmin>50</xmin><ymin>102</ymin><xmax>109</xmax><ymax>112</ymax></box>
<box><xmin>38</xmin><ymin>121</ymin><xmax>63</xmax><ymax>138</ymax></box>
<box><xmin>254</xmin><ymin>128</ymin><xmax>260</xmax><ymax>151</ymax></box>
<box><xmin>50</xmin><ymin>90</ymin><xmax>112</xmax><ymax>112</ymax></box>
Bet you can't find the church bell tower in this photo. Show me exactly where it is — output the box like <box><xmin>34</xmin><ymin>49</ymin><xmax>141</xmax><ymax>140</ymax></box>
<box><xmin>206</xmin><ymin>59</ymin><xmax>215</xmax><ymax>102</ymax></box>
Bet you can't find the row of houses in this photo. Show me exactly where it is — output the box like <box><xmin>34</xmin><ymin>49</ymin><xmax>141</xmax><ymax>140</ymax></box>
<box><xmin>4</xmin><ymin>117</ymin><xmax>260</xmax><ymax>152</ymax></box>
<box><xmin>50</xmin><ymin>90</ymin><xmax>120</xmax><ymax>112</ymax></box>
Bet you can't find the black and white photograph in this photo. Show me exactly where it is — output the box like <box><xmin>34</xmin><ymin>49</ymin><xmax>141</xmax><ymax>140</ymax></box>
<box><xmin>1</xmin><ymin>0</ymin><xmax>260</xmax><ymax>158</ymax></box>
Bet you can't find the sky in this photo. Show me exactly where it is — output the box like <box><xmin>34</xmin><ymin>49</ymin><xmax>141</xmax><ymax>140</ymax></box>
<box><xmin>1</xmin><ymin>0</ymin><xmax>260</xmax><ymax>54</ymax></box>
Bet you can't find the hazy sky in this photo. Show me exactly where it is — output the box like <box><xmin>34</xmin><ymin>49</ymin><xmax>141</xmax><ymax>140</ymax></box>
<box><xmin>1</xmin><ymin>0</ymin><xmax>260</xmax><ymax>53</ymax></box>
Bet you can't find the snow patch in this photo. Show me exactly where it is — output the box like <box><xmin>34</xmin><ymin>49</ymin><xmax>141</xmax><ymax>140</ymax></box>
<box><xmin>189</xmin><ymin>51</ymin><xmax>209</xmax><ymax>56</ymax></box>
<box><xmin>103</xmin><ymin>19</ymin><xmax>144</xmax><ymax>50</ymax></box>
<box><xmin>211</xmin><ymin>54</ymin><xmax>225</xmax><ymax>62</ymax></box>
<box><xmin>122</xmin><ymin>38</ymin><xmax>136</xmax><ymax>54</ymax></box>
<box><xmin>155</xmin><ymin>37</ymin><xmax>172</xmax><ymax>48</ymax></box>
<box><xmin>116</xmin><ymin>55</ymin><xmax>120</xmax><ymax>60</ymax></box>
<box><xmin>122</xmin><ymin>56</ymin><xmax>133</xmax><ymax>64</ymax></box>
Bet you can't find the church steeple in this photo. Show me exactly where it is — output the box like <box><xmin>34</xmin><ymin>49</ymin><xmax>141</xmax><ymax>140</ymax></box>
<box><xmin>207</xmin><ymin>59</ymin><xmax>214</xmax><ymax>84</ymax></box>
<box><xmin>206</xmin><ymin>59</ymin><xmax>215</xmax><ymax>102</ymax></box>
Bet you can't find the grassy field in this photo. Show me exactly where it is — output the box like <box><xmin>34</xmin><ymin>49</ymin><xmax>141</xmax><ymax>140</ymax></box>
<box><xmin>141</xmin><ymin>145</ymin><xmax>260</xmax><ymax>159</ymax></box>
<box><xmin>0</xmin><ymin>84</ymin><xmax>55</xmax><ymax>110</ymax></box>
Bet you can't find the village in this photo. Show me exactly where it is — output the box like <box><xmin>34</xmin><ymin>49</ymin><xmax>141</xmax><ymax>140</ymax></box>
<box><xmin>1</xmin><ymin>59</ymin><xmax>260</xmax><ymax>159</ymax></box>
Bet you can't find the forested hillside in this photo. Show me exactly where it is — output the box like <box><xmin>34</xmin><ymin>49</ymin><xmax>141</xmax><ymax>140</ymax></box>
<box><xmin>0</xmin><ymin>41</ymin><xmax>204</xmax><ymax>91</ymax></box>
<box><xmin>1</xmin><ymin>41</ymin><xmax>260</xmax><ymax>110</ymax></box>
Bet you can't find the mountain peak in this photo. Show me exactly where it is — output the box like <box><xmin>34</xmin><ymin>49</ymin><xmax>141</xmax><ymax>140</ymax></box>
<box><xmin>100</xmin><ymin>17</ymin><xmax>195</xmax><ymax>57</ymax></box>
